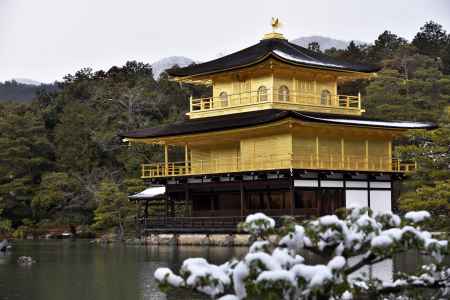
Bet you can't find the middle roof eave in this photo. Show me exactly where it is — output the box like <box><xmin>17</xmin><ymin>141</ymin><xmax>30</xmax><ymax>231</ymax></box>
<box><xmin>120</xmin><ymin>109</ymin><xmax>436</xmax><ymax>140</ymax></box>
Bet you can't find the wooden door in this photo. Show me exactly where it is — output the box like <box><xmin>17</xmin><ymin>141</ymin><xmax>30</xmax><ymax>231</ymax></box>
<box><xmin>318</xmin><ymin>189</ymin><xmax>345</xmax><ymax>216</ymax></box>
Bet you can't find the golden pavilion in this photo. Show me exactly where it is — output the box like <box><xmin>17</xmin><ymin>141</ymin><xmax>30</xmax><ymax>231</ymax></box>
<box><xmin>122</xmin><ymin>24</ymin><xmax>436</xmax><ymax>233</ymax></box>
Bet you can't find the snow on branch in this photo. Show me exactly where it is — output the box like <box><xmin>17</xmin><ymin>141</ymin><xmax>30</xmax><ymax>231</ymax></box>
<box><xmin>154</xmin><ymin>209</ymin><xmax>449</xmax><ymax>299</ymax></box>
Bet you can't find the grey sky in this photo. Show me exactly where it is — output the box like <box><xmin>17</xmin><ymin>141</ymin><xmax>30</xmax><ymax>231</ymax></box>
<box><xmin>1</xmin><ymin>0</ymin><xmax>449</xmax><ymax>83</ymax></box>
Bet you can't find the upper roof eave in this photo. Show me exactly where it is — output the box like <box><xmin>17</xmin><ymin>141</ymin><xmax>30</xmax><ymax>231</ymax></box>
<box><xmin>168</xmin><ymin>53</ymin><xmax>379</xmax><ymax>81</ymax></box>
<box><xmin>167</xmin><ymin>38</ymin><xmax>381</xmax><ymax>79</ymax></box>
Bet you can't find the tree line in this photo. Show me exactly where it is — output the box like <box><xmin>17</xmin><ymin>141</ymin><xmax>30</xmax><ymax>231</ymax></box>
<box><xmin>0</xmin><ymin>80</ymin><xmax>58</xmax><ymax>103</ymax></box>
<box><xmin>0</xmin><ymin>21</ymin><xmax>448</xmax><ymax>238</ymax></box>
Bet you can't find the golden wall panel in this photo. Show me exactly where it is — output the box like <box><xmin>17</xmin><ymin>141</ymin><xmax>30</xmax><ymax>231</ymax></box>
<box><xmin>318</xmin><ymin>136</ymin><xmax>342</xmax><ymax>169</ymax></box>
<box><xmin>343</xmin><ymin>139</ymin><xmax>366</xmax><ymax>170</ymax></box>
<box><xmin>292</xmin><ymin>134</ymin><xmax>316</xmax><ymax>168</ymax></box>
<box><xmin>210</xmin><ymin>144</ymin><xmax>239</xmax><ymax>172</ymax></box>
<box><xmin>368</xmin><ymin>139</ymin><xmax>390</xmax><ymax>170</ymax></box>
<box><xmin>240</xmin><ymin>133</ymin><xmax>292</xmax><ymax>170</ymax></box>
<box><xmin>190</xmin><ymin>146</ymin><xmax>211</xmax><ymax>173</ymax></box>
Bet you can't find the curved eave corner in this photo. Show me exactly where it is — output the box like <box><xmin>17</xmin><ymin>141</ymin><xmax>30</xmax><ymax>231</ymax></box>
<box><xmin>299</xmin><ymin>114</ymin><xmax>438</xmax><ymax>130</ymax></box>
<box><xmin>270</xmin><ymin>52</ymin><xmax>381</xmax><ymax>74</ymax></box>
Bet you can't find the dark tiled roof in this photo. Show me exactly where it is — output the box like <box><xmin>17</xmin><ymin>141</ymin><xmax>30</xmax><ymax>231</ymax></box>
<box><xmin>167</xmin><ymin>38</ymin><xmax>381</xmax><ymax>77</ymax></box>
<box><xmin>120</xmin><ymin>110</ymin><xmax>436</xmax><ymax>139</ymax></box>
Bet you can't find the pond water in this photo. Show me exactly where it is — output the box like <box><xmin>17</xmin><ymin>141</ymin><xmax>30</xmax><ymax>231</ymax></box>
<box><xmin>0</xmin><ymin>240</ymin><xmax>448</xmax><ymax>300</ymax></box>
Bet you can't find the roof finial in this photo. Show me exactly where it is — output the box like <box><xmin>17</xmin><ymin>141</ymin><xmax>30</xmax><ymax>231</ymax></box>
<box><xmin>262</xmin><ymin>18</ymin><xmax>286</xmax><ymax>40</ymax></box>
<box><xmin>271</xmin><ymin>17</ymin><xmax>282</xmax><ymax>32</ymax></box>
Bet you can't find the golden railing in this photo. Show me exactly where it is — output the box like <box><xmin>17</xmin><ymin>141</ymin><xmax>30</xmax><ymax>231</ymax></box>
<box><xmin>392</xmin><ymin>159</ymin><xmax>417</xmax><ymax>173</ymax></box>
<box><xmin>189</xmin><ymin>89</ymin><xmax>361</xmax><ymax>113</ymax></box>
<box><xmin>141</xmin><ymin>155</ymin><xmax>416</xmax><ymax>178</ymax></box>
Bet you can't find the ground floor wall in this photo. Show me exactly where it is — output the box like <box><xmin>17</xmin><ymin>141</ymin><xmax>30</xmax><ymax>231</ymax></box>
<box><xmin>137</xmin><ymin>171</ymin><xmax>401</xmax><ymax>234</ymax></box>
<box><xmin>150</xmin><ymin>172</ymin><xmax>397</xmax><ymax>220</ymax></box>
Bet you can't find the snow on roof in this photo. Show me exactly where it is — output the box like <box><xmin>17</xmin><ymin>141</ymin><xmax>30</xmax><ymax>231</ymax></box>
<box><xmin>273</xmin><ymin>49</ymin><xmax>345</xmax><ymax>68</ymax></box>
<box><xmin>128</xmin><ymin>186</ymin><xmax>166</xmax><ymax>199</ymax></box>
<box><xmin>304</xmin><ymin>114</ymin><xmax>434</xmax><ymax>129</ymax></box>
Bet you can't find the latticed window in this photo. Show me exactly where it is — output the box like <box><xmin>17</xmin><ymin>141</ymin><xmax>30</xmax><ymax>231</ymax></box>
<box><xmin>219</xmin><ymin>91</ymin><xmax>228</xmax><ymax>106</ymax></box>
<box><xmin>278</xmin><ymin>85</ymin><xmax>289</xmax><ymax>101</ymax></box>
<box><xmin>257</xmin><ymin>86</ymin><xmax>268</xmax><ymax>102</ymax></box>
<box><xmin>320</xmin><ymin>89</ymin><xmax>331</xmax><ymax>105</ymax></box>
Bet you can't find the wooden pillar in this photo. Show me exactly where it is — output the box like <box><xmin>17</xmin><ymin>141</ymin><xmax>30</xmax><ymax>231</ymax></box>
<box><xmin>240</xmin><ymin>181</ymin><xmax>245</xmax><ymax>217</ymax></box>
<box><xmin>136</xmin><ymin>200</ymin><xmax>141</xmax><ymax>219</ymax></box>
<box><xmin>184</xmin><ymin>143</ymin><xmax>189</xmax><ymax>175</ymax></box>
<box><xmin>317</xmin><ymin>179</ymin><xmax>322</xmax><ymax>216</ymax></box>
<box><xmin>136</xmin><ymin>200</ymin><xmax>141</xmax><ymax>238</ymax></box>
<box><xmin>388</xmin><ymin>140</ymin><xmax>392</xmax><ymax>171</ymax></box>
<box><xmin>144</xmin><ymin>200</ymin><xmax>149</xmax><ymax>218</ymax></box>
<box><xmin>184</xmin><ymin>183</ymin><xmax>190</xmax><ymax>217</ymax></box>
<box><xmin>313</xmin><ymin>77</ymin><xmax>317</xmax><ymax>95</ymax></box>
<box><xmin>358</xmin><ymin>92</ymin><xmax>362</xmax><ymax>110</ymax></box>
<box><xmin>365</xmin><ymin>140</ymin><xmax>369</xmax><ymax>170</ymax></box>
<box><xmin>341</xmin><ymin>138</ymin><xmax>345</xmax><ymax>169</ymax></box>
<box><xmin>315</xmin><ymin>136</ymin><xmax>320</xmax><ymax>167</ymax></box>
<box><xmin>164</xmin><ymin>195</ymin><xmax>168</xmax><ymax>218</ymax></box>
<box><xmin>290</xmin><ymin>175</ymin><xmax>294</xmax><ymax>215</ymax></box>
<box><xmin>164</xmin><ymin>143</ymin><xmax>169</xmax><ymax>176</ymax></box>
<box><xmin>210</xmin><ymin>193</ymin><xmax>215</xmax><ymax>212</ymax></box>
<box><xmin>292</xmin><ymin>76</ymin><xmax>296</xmax><ymax>102</ymax></box>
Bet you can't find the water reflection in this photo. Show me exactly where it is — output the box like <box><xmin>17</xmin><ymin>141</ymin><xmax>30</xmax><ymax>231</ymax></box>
<box><xmin>0</xmin><ymin>241</ymin><xmax>447</xmax><ymax>300</ymax></box>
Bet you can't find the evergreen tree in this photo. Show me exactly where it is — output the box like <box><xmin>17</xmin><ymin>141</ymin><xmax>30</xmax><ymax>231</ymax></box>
<box><xmin>413</xmin><ymin>21</ymin><xmax>450</xmax><ymax>74</ymax></box>
<box><xmin>93</xmin><ymin>179</ymin><xmax>135</xmax><ymax>240</ymax></box>
<box><xmin>31</xmin><ymin>172</ymin><xmax>91</xmax><ymax>227</ymax></box>
<box><xmin>307</xmin><ymin>41</ymin><xmax>321</xmax><ymax>53</ymax></box>
<box><xmin>368</xmin><ymin>30</ymin><xmax>407</xmax><ymax>63</ymax></box>
<box><xmin>0</xmin><ymin>103</ymin><xmax>53</xmax><ymax>226</ymax></box>
<box><xmin>413</xmin><ymin>21</ymin><xmax>449</xmax><ymax>57</ymax></box>
<box><xmin>364</xmin><ymin>54</ymin><xmax>449</xmax><ymax>122</ymax></box>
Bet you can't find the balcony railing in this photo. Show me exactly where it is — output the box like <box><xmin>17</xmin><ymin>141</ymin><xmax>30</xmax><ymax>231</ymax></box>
<box><xmin>141</xmin><ymin>155</ymin><xmax>416</xmax><ymax>178</ymax></box>
<box><xmin>140</xmin><ymin>214</ymin><xmax>313</xmax><ymax>233</ymax></box>
<box><xmin>189</xmin><ymin>89</ymin><xmax>362</xmax><ymax>114</ymax></box>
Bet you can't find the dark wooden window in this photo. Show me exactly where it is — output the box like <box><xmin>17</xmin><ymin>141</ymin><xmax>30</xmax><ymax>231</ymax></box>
<box><xmin>295</xmin><ymin>190</ymin><xmax>317</xmax><ymax>209</ymax></box>
<box><xmin>217</xmin><ymin>193</ymin><xmax>240</xmax><ymax>210</ymax></box>
<box><xmin>246</xmin><ymin>191</ymin><xmax>289</xmax><ymax>210</ymax></box>
<box><xmin>295</xmin><ymin>188</ymin><xmax>345</xmax><ymax>215</ymax></box>
<box><xmin>192</xmin><ymin>194</ymin><xmax>212</xmax><ymax>211</ymax></box>
<box><xmin>317</xmin><ymin>189</ymin><xmax>345</xmax><ymax>215</ymax></box>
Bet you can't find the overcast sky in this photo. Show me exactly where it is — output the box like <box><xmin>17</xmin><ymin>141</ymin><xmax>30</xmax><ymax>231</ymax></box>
<box><xmin>1</xmin><ymin>0</ymin><xmax>449</xmax><ymax>83</ymax></box>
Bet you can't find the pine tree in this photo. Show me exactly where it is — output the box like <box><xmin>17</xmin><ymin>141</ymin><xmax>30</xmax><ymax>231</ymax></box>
<box><xmin>0</xmin><ymin>103</ymin><xmax>53</xmax><ymax>226</ymax></box>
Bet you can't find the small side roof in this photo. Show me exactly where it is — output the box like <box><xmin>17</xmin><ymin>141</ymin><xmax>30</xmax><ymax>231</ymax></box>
<box><xmin>167</xmin><ymin>37</ymin><xmax>381</xmax><ymax>78</ymax></box>
<box><xmin>128</xmin><ymin>186</ymin><xmax>166</xmax><ymax>200</ymax></box>
<box><xmin>120</xmin><ymin>109</ymin><xmax>436</xmax><ymax>140</ymax></box>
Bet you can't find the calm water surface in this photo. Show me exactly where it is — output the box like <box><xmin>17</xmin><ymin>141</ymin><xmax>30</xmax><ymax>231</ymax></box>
<box><xmin>0</xmin><ymin>240</ymin><xmax>448</xmax><ymax>300</ymax></box>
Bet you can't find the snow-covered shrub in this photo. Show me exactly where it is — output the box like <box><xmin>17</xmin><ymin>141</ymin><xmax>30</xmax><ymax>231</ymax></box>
<box><xmin>154</xmin><ymin>210</ymin><xmax>449</xmax><ymax>299</ymax></box>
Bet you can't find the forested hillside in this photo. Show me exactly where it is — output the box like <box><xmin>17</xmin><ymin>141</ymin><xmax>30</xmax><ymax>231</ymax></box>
<box><xmin>0</xmin><ymin>80</ymin><xmax>58</xmax><ymax>103</ymax></box>
<box><xmin>0</xmin><ymin>21</ymin><xmax>449</xmax><ymax>237</ymax></box>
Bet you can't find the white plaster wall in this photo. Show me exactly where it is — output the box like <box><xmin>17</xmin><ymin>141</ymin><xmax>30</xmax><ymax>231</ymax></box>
<box><xmin>294</xmin><ymin>180</ymin><xmax>319</xmax><ymax>187</ymax></box>
<box><xmin>345</xmin><ymin>190</ymin><xmax>368</xmax><ymax>209</ymax></box>
<box><xmin>346</xmin><ymin>181</ymin><xmax>368</xmax><ymax>188</ymax></box>
<box><xmin>321</xmin><ymin>180</ymin><xmax>344</xmax><ymax>187</ymax></box>
<box><xmin>370</xmin><ymin>190</ymin><xmax>392</xmax><ymax>213</ymax></box>
<box><xmin>370</xmin><ymin>181</ymin><xmax>391</xmax><ymax>189</ymax></box>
